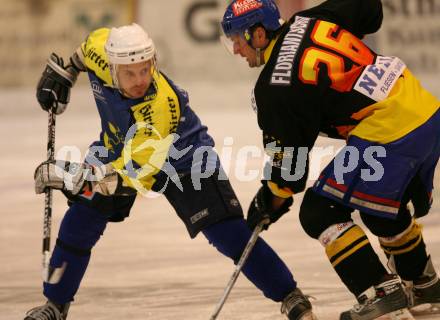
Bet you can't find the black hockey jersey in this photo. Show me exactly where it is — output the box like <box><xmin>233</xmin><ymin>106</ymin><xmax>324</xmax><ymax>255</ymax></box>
<box><xmin>254</xmin><ymin>0</ymin><xmax>440</xmax><ymax>194</ymax></box>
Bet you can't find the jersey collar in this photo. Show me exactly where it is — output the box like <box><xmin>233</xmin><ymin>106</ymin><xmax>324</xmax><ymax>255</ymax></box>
<box><xmin>263</xmin><ymin>34</ymin><xmax>280</xmax><ymax>64</ymax></box>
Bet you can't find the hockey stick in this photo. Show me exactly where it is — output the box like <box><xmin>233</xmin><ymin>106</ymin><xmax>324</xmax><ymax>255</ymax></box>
<box><xmin>209</xmin><ymin>217</ymin><xmax>270</xmax><ymax>320</ymax></box>
<box><xmin>42</xmin><ymin>109</ymin><xmax>57</xmax><ymax>283</ymax></box>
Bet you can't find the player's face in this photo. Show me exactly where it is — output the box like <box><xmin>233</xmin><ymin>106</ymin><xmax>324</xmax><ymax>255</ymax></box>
<box><xmin>117</xmin><ymin>61</ymin><xmax>153</xmax><ymax>99</ymax></box>
<box><xmin>230</xmin><ymin>34</ymin><xmax>261</xmax><ymax>68</ymax></box>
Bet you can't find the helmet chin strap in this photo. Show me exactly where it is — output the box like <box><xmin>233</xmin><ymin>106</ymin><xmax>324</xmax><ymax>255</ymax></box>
<box><xmin>245</xmin><ymin>29</ymin><xmax>267</xmax><ymax>67</ymax></box>
<box><xmin>255</xmin><ymin>47</ymin><xmax>262</xmax><ymax>67</ymax></box>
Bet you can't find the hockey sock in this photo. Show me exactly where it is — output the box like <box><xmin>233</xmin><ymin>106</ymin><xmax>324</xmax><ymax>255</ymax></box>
<box><xmin>325</xmin><ymin>225</ymin><xmax>387</xmax><ymax>296</ymax></box>
<box><xmin>380</xmin><ymin>219</ymin><xmax>428</xmax><ymax>281</ymax></box>
<box><xmin>202</xmin><ymin>218</ymin><xmax>296</xmax><ymax>302</ymax></box>
<box><xmin>44</xmin><ymin>243</ymin><xmax>91</xmax><ymax>304</ymax></box>
<box><xmin>44</xmin><ymin>203</ymin><xmax>108</xmax><ymax>304</ymax></box>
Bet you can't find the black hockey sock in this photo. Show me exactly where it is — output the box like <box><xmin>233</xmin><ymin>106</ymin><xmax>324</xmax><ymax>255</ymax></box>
<box><xmin>380</xmin><ymin>220</ymin><xmax>429</xmax><ymax>281</ymax></box>
<box><xmin>326</xmin><ymin>225</ymin><xmax>387</xmax><ymax>296</ymax></box>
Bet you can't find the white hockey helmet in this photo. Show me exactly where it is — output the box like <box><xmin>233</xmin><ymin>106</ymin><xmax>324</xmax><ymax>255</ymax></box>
<box><xmin>104</xmin><ymin>23</ymin><xmax>156</xmax><ymax>88</ymax></box>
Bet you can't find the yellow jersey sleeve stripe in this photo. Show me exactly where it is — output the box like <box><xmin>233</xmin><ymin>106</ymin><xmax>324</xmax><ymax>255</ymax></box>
<box><xmin>267</xmin><ymin>181</ymin><xmax>294</xmax><ymax>198</ymax></box>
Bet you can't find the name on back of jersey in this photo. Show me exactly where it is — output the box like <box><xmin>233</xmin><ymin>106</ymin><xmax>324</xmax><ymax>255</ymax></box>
<box><xmin>354</xmin><ymin>56</ymin><xmax>406</xmax><ymax>102</ymax></box>
<box><xmin>270</xmin><ymin>16</ymin><xmax>311</xmax><ymax>86</ymax></box>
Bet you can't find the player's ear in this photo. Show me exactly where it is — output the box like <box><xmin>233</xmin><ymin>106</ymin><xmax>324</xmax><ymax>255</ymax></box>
<box><xmin>253</xmin><ymin>26</ymin><xmax>269</xmax><ymax>48</ymax></box>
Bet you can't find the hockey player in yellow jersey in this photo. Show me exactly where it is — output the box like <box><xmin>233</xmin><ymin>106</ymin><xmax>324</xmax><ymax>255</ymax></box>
<box><xmin>24</xmin><ymin>24</ymin><xmax>316</xmax><ymax>320</ymax></box>
<box><xmin>221</xmin><ymin>0</ymin><xmax>440</xmax><ymax>319</ymax></box>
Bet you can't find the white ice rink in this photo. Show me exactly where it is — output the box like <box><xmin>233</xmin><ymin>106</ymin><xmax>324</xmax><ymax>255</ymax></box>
<box><xmin>1</xmin><ymin>84</ymin><xmax>439</xmax><ymax>320</ymax></box>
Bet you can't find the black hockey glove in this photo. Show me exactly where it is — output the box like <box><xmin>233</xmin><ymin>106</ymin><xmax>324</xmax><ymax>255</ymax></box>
<box><xmin>247</xmin><ymin>182</ymin><xmax>293</xmax><ymax>231</ymax></box>
<box><xmin>36</xmin><ymin>53</ymin><xmax>82</xmax><ymax>115</ymax></box>
<box><xmin>34</xmin><ymin>160</ymin><xmax>91</xmax><ymax>198</ymax></box>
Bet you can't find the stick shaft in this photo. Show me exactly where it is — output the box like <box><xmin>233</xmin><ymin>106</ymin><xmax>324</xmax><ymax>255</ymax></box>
<box><xmin>209</xmin><ymin>219</ymin><xmax>268</xmax><ymax>320</ymax></box>
<box><xmin>42</xmin><ymin>110</ymin><xmax>56</xmax><ymax>267</ymax></box>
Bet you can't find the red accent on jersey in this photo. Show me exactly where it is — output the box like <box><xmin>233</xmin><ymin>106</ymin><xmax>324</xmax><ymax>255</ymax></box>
<box><xmin>327</xmin><ymin>178</ymin><xmax>401</xmax><ymax>208</ymax></box>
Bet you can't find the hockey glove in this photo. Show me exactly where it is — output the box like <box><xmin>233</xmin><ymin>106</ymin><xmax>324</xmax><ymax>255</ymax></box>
<box><xmin>36</xmin><ymin>53</ymin><xmax>82</xmax><ymax>115</ymax></box>
<box><xmin>247</xmin><ymin>182</ymin><xmax>293</xmax><ymax>231</ymax></box>
<box><xmin>34</xmin><ymin>160</ymin><xmax>92</xmax><ymax>197</ymax></box>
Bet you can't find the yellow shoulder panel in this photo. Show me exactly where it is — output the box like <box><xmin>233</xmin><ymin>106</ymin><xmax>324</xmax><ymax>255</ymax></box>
<box><xmin>82</xmin><ymin>28</ymin><xmax>112</xmax><ymax>85</ymax></box>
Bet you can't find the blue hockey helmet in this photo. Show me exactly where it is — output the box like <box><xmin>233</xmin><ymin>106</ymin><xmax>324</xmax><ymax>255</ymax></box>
<box><xmin>221</xmin><ymin>0</ymin><xmax>282</xmax><ymax>39</ymax></box>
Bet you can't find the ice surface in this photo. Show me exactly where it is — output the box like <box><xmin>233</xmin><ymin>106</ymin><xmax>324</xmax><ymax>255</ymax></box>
<box><xmin>1</xmin><ymin>84</ymin><xmax>439</xmax><ymax>319</ymax></box>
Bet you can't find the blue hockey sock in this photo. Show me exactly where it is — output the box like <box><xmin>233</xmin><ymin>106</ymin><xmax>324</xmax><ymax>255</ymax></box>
<box><xmin>202</xmin><ymin>218</ymin><xmax>297</xmax><ymax>302</ymax></box>
<box><xmin>43</xmin><ymin>244</ymin><xmax>90</xmax><ymax>304</ymax></box>
<box><xmin>44</xmin><ymin>203</ymin><xmax>108</xmax><ymax>304</ymax></box>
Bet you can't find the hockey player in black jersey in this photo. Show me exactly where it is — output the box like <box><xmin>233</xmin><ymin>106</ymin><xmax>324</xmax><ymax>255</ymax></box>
<box><xmin>221</xmin><ymin>0</ymin><xmax>440</xmax><ymax>319</ymax></box>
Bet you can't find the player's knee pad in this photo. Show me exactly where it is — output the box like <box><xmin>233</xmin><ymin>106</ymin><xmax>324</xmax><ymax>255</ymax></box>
<box><xmin>360</xmin><ymin>205</ymin><xmax>412</xmax><ymax>237</ymax></box>
<box><xmin>58</xmin><ymin>202</ymin><xmax>108</xmax><ymax>253</ymax></box>
<box><xmin>299</xmin><ymin>188</ymin><xmax>353</xmax><ymax>239</ymax></box>
<box><xmin>378</xmin><ymin>218</ymin><xmax>424</xmax><ymax>256</ymax></box>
